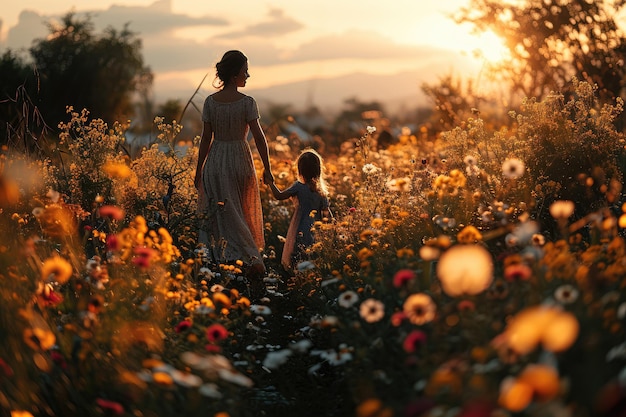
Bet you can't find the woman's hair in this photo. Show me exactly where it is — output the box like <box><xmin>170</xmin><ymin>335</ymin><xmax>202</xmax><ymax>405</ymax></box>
<box><xmin>213</xmin><ymin>50</ymin><xmax>247</xmax><ymax>88</ymax></box>
<box><xmin>297</xmin><ymin>149</ymin><xmax>328</xmax><ymax>196</ymax></box>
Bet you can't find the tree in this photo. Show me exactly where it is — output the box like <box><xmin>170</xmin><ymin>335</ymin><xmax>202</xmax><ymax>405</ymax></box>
<box><xmin>28</xmin><ymin>13</ymin><xmax>152</xmax><ymax>128</ymax></box>
<box><xmin>455</xmin><ymin>0</ymin><xmax>626</xmax><ymax>104</ymax></box>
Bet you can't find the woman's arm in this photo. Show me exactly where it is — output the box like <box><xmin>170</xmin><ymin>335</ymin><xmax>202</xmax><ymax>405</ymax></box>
<box><xmin>268</xmin><ymin>182</ymin><xmax>293</xmax><ymax>201</ymax></box>
<box><xmin>194</xmin><ymin>121</ymin><xmax>213</xmax><ymax>189</ymax></box>
<box><xmin>249</xmin><ymin>118</ymin><xmax>274</xmax><ymax>184</ymax></box>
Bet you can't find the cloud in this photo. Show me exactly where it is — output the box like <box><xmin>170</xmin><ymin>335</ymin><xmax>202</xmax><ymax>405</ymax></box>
<box><xmin>4</xmin><ymin>0</ymin><xmax>228</xmax><ymax>51</ymax></box>
<box><xmin>213</xmin><ymin>8</ymin><xmax>303</xmax><ymax>39</ymax></box>
<box><xmin>284</xmin><ymin>29</ymin><xmax>443</xmax><ymax>62</ymax></box>
<box><xmin>88</xmin><ymin>0</ymin><xmax>228</xmax><ymax>36</ymax></box>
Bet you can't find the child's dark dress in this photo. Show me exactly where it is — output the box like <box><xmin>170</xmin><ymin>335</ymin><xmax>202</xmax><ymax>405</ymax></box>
<box><xmin>281</xmin><ymin>181</ymin><xmax>329</xmax><ymax>268</ymax></box>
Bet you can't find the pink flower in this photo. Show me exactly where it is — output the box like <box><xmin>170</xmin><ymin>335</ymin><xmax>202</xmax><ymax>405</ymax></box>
<box><xmin>393</xmin><ymin>269</ymin><xmax>416</xmax><ymax>288</ymax></box>
<box><xmin>403</xmin><ymin>330</ymin><xmax>427</xmax><ymax>353</ymax></box>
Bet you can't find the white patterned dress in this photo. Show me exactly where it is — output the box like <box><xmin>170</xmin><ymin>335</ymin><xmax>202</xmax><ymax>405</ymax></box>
<box><xmin>197</xmin><ymin>94</ymin><xmax>264</xmax><ymax>267</ymax></box>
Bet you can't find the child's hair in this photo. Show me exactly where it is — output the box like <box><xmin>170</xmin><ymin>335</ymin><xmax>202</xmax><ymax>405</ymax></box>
<box><xmin>296</xmin><ymin>149</ymin><xmax>328</xmax><ymax>196</ymax></box>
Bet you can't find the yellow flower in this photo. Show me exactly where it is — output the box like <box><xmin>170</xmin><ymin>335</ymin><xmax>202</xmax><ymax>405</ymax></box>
<box><xmin>457</xmin><ymin>225</ymin><xmax>483</xmax><ymax>244</ymax></box>
<box><xmin>41</xmin><ymin>256</ymin><xmax>73</xmax><ymax>284</ymax></box>
<box><xmin>102</xmin><ymin>161</ymin><xmax>131</xmax><ymax>178</ymax></box>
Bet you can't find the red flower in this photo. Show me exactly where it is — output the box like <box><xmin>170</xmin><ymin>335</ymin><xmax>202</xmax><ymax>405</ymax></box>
<box><xmin>393</xmin><ymin>269</ymin><xmax>416</xmax><ymax>288</ymax></box>
<box><xmin>50</xmin><ymin>350</ymin><xmax>67</xmax><ymax>369</ymax></box>
<box><xmin>96</xmin><ymin>398</ymin><xmax>124</xmax><ymax>415</ymax></box>
<box><xmin>99</xmin><ymin>205</ymin><xmax>125</xmax><ymax>221</ymax></box>
<box><xmin>175</xmin><ymin>320</ymin><xmax>192</xmax><ymax>333</ymax></box>
<box><xmin>391</xmin><ymin>311</ymin><xmax>407</xmax><ymax>326</ymax></box>
<box><xmin>106</xmin><ymin>234</ymin><xmax>119</xmax><ymax>251</ymax></box>
<box><xmin>132</xmin><ymin>247</ymin><xmax>158</xmax><ymax>268</ymax></box>
<box><xmin>504</xmin><ymin>263</ymin><xmax>532</xmax><ymax>281</ymax></box>
<box><xmin>403</xmin><ymin>330</ymin><xmax>427</xmax><ymax>353</ymax></box>
<box><xmin>206</xmin><ymin>323</ymin><xmax>229</xmax><ymax>342</ymax></box>
<box><xmin>0</xmin><ymin>357</ymin><xmax>14</xmax><ymax>377</ymax></box>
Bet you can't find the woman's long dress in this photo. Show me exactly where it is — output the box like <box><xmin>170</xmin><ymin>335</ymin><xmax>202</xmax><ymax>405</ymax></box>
<box><xmin>197</xmin><ymin>95</ymin><xmax>264</xmax><ymax>267</ymax></box>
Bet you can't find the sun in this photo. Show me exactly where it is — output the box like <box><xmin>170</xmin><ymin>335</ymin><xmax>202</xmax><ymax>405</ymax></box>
<box><xmin>469</xmin><ymin>29</ymin><xmax>510</xmax><ymax>63</ymax></box>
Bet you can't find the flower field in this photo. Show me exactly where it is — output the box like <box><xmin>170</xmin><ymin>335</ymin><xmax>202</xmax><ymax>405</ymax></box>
<box><xmin>1</xmin><ymin>80</ymin><xmax>626</xmax><ymax>417</ymax></box>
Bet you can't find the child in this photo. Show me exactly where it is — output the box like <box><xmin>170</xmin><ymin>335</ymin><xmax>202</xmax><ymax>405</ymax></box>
<box><xmin>267</xmin><ymin>149</ymin><xmax>331</xmax><ymax>270</ymax></box>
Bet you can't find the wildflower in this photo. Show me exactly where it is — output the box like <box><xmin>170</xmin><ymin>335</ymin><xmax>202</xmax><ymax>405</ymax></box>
<box><xmin>102</xmin><ymin>161</ymin><xmax>132</xmax><ymax>179</ymax></box>
<box><xmin>502</xmin><ymin>158</ymin><xmax>525</xmax><ymax>179</ymax></box>
<box><xmin>362</xmin><ymin>163</ymin><xmax>380</xmax><ymax>175</ymax></box>
<box><xmin>498</xmin><ymin>377</ymin><xmax>533</xmax><ymax>412</ymax></box>
<box><xmin>199</xmin><ymin>383</ymin><xmax>223</xmax><ymax>399</ymax></box>
<box><xmin>250</xmin><ymin>304</ymin><xmax>272</xmax><ymax>315</ymax></box>
<box><xmin>95</xmin><ymin>399</ymin><xmax>125</xmax><ymax>415</ymax></box>
<box><xmin>41</xmin><ymin>255</ymin><xmax>73</xmax><ymax>284</ymax></box>
<box><xmin>386</xmin><ymin>177</ymin><xmax>411</xmax><ymax>192</ymax></box>
<box><xmin>314</xmin><ymin>347</ymin><xmax>353</xmax><ymax>366</ymax></box>
<box><xmin>23</xmin><ymin>327</ymin><xmax>56</xmax><ymax>350</ymax></box>
<box><xmin>393</xmin><ymin>269</ymin><xmax>416</xmax><ymax>288</ymax></box>
<box><xmin>132</xmin><ymin>247</ymin><xmax>157</xmax><ymax>269</ymax></box>
<box><xmin>11</xmin><ymin>411</ymin><xmax>34</xmax><ymax>417</ymax></box>
<box><xmin>359</xmin><ymin>298</ymin><xmax>385</xmax><ymax>323</ymax></box>
<box><xmin>457</xmin><ymin>225</ymin><xmax>483</xmax><ymax>244</ymax></box>
<box><xmin>436</xmin><ymin>244</ymin><xmax>493</xmax><ymax>297</ymax></box>
<box><xmin>211</xmin><ymin>284</ymin><xmax>225</xmax><ymax>293</ymax></box>
<box><xmin>206</xmin><ymin>324</ymin><xmax>229</xmax><ymax>343</ymax></box>
<box><xmin>403</xmin><ymin>330</ymin><xmax>427</xmax><ymax>353</ymax></box>
<box><xmin>170</xmin><ymin>369</ymin><xmax>203</xmax><ymax>388</ymax></box>
<box><xmin>549</xmin><ymin>200</ymin><xmax>575</xmax><ymax>220</ymax></box>
<box><xmin>175</xmin><ymin>320</ymin><xmax>192</xmax><ymax>333</ymax></box>
<box><xmin>45</xmin><ymin>189</ymin><xmax>60</xmax><ymax>203</ymax></box>
<box><xmin>403</xmin><ymin>293</ymin><xmax>436</xmax><ymax>325</ymax></box>
<box><xmin>356</xmin><ymin>398</ymin><xmax>393</xmax><ymax>417</ymax></box>
<box><xmin>338</xmin><ymin>290</ymin><xmax>359</xmax><ymax>308</ymax></box>
<box><xmin>518</xmin><ymin>364</ymin><xmax>560</xmax><ymax>400</ymax></box>
<box><xmin>504</xmin><ymin>263</ymin><xmax>532</xmax><ymax>281</ymax></box>
<box><xmin>106</xmin><ymin>234</ymin><xmax>120</xmax><ymax>251</ymax></box>
<box><xmin>464</xmin><ymin>155</ymin><xmax>477</xmax><ymax>166</ymax></box>
<box><xmin>502</xmin><ymin>306</ymin><xmax>579</xmax><ymax>354</ymax></box>
<box><xmin>554</xmin><ymin>284</ymin><xmax>579</xmax><ymax>304</ymax></box>
<box><xmin>457</xmin><ymin>299</ymin><xmax>476</xmax><ymax>313</ymax></box>
<box><xmin>99</xmin><ymin>205</ymin><xmax>125</xmax><ymax>221</ymax></box>
<box><xmin>217</xmin><ymin>368</ymin><xmax>254</xmax><ymax>387</ymax></box>
<box><xmin>391</xmin><ymin>311</ymin><xmax>407</xmax><ymax>326</ymax></box>
<box><xmin>419</xmin><ymin>245</ymin><xmax>441</xmax><ymax>261</ymax></box>
<box><xmin>263</xmin><ymin>349</ymin><xmax>293</xmax><ymax>370</ymax></box>
<box><xmin>36</xmin><ymin>283</ymin><xmax>64</xmax><ymax>307</ymax></box>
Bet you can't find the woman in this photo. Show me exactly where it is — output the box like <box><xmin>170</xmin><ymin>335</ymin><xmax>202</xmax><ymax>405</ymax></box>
<box><xmin>194</xmin><ymin>50</ymin><xmax>274</xmax><ymax>281</ymax></box>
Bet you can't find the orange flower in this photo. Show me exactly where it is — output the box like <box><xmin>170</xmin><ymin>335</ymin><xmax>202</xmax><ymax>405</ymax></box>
<box><xmin>41</xmin><ymin>256</ymin><xmax>73</xmax><ymax>284</ymax></box>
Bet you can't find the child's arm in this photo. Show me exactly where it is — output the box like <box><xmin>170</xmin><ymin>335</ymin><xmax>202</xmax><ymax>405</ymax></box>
<box><xmin>268</xmin><ymin>182</ymin><xmax>293</xmax><ymax>201</ymax></box>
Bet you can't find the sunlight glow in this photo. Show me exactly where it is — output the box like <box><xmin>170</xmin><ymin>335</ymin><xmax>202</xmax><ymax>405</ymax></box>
<box><xmin>470</xmin><ymin>30</ymin><xmax>509</xmax><ymax>63</ymax></box>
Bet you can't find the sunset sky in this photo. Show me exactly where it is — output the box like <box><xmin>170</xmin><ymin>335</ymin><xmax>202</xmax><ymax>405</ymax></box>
<box><xmin>1</xmin><ymin>0</ymin><xmax>509</xmax><ymax>108</ymax></box>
